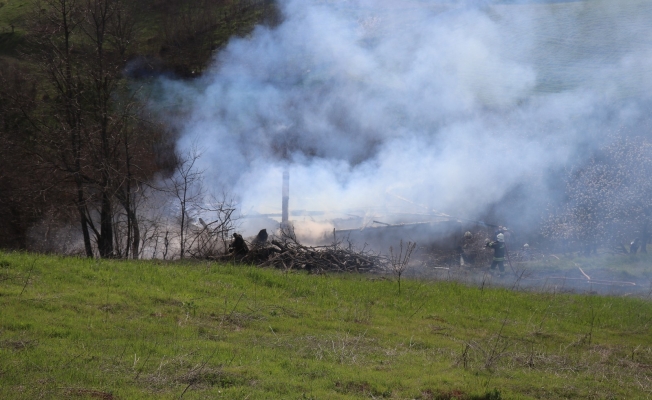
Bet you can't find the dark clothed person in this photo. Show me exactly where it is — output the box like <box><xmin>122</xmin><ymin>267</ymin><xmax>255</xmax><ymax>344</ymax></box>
<box><xmin>630</xmin><ymin>238</ymin><xmax>640</xmax><ymax>254</ymax></box>
<box><xmin>253</xmin><ymin>229</ymin><xmax>268</xmax><ymax>245</ymax></box>
<box><xmin>229</xmin><ymin>233</ymin><xmax>249</xmax><ymax>255</ymax></box>
<box><xmin>486</xmin><ymin>233</ymin><xmax>506</xmax><ymax>273</ymax></box>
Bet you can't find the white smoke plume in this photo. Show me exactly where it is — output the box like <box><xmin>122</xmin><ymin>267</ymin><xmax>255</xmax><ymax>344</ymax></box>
<box><xmin>152</xmin><ymin>0</ymin><xmax>652</xmax><ymax>237</ymax></box>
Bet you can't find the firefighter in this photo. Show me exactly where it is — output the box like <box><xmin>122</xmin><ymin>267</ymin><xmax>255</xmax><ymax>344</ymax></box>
<box><xmin>494</xmin><ymin>226</ymin><xmax>512</xmax><ymax>243</ymax></box>
<box><xmin>229</xmin><ymin>233</ymin><xmax>249</xmax><ymax>256</ymax></box>
<box><xmin>458</xmin><ymin>231</ymin><xmax>473</xmax><ymax>266</ymax></box>
<box><xmin>486</xmin><ymin>233</ymin><xmax>506</xmax><ymax>274</ymax></box>
<box><xmin>253</xmin><ymin>229</ymin><xmax>268</xmax><ymax>245</ymax></box>
<box><xmin>630</xmin><ymin>237</ymin><xmax>641</xmax><ymax>254</ymax></box>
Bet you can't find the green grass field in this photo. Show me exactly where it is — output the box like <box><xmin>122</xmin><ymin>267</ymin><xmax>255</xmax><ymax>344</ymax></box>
<box><xmin>1</xmin><ymin>251</ymin><xmax>651</xmax><ymax>399</ymax></box>
<box><xmin>0</xmin><ymin>0</ymin><xmax>32</xmax><ymax>56</ymax></box>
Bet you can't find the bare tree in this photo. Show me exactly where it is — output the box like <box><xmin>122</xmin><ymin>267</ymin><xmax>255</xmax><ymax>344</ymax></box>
<box><xmin>388</xmin><ymin>240</ymin><xmax>416</xmax><ymax>294</ymax></box>
<box><xmin>12</xmin><ymin>0</ymin><xmax>166</xmax><ymax>258</ymax></box>
<box><xmin>165</xmin><ymin>145</ymin><xmax>205</xmax><ymax>259</ymax></box>
<box><xmin>185</xmin><ymin>193</ymin><xmax>238</xmax><ymax>258</ymax></box>
<box><xmin>0</xmin><ymin>0</ymin><xmax>279</xmax><ymax>253</ymax></box>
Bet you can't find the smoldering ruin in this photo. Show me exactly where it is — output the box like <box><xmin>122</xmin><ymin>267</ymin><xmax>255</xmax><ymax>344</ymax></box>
<box><xmin>16</xmin><ymin>0</ymin><xmax>651</xmax><ymax>295</ymax></box>
<box><xmin>149</xmin><ymin>0</ymin><xmax>652</xmax><ymax>294</ymax></box>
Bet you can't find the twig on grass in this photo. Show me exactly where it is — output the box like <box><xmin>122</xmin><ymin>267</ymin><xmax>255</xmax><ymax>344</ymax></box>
<box><xmin>178</xmin><ymin>382</ymin><xmax>193</xmax><ymax>400</ymax></box>
<box><xmin>460</xmin><ymin>343</ymin><xmax>470</xmax><ymax>369</ymax></box>
<box><xmin>227</xmin><ymin>293</ymin><xmax>245</xmax><ymax>320</ymax></box>
<box><xmin>408</xmin><ymin>299</ymin><xmax>428</xmax><ymax>320</ymax></box>
<box><xmin>178</xmin><ymin>347</ymin><xmax>219</xmax><ymax>399</ymax></box>
<box><xmin>19</xmin><ymin>260</ymin><xmax>36</xmax><ymax>297</ymax></box>
<box><xmin>61</xmin><ymin>352</ymin><xmax>84</xmax><ymax>369</ymax></box>
<box><xmin>480</xmin><ymin>272</ymin><xmax>489</xmax><ymax>293</ymax></box>
<box><xmin>510</xmin><ymin>269</ymin><xmax>527</xmax><ymax>291</ymax></box>
<box><xmin>111</xmin><ymin>345</ymin><xmax>128</xmax><ymax>366</ymax></box>
<box><xmin>484</xmin><ymin>312</ymin><xmax>512</xmax><ymax>370</ymax></box>
<box><xmin>269</xmin><ymin>325</ymin><xmax>279</xmax><ymax>340</ymax></box>
<box><xmin>134</xmin><ymin>340</ymin><xmax>158</xmax><ymax>380</ymax></box>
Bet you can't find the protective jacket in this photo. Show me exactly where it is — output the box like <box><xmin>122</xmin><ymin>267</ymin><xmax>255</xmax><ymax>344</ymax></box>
<box><xmin>229</xmin><ymin>233</ymin><xmax>249</xmax><ymax>255</ymax></box>
<box><xmin>487</xmin><ymin>241</ymin><xmax>505</xmax><ymax>262</ymax></box>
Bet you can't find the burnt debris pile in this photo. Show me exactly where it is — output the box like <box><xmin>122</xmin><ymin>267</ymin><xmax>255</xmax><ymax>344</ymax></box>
<box><xmin>225</xmin><ymin>228</ymin><xmax>386</xmax><ymax>273</ymax></box>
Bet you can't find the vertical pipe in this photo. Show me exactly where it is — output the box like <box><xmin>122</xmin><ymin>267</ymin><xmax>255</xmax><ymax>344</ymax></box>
<box><xmin>282</xmin><ymin>168</ymin><xmax>289</xmax><ymax>227</ymax></box>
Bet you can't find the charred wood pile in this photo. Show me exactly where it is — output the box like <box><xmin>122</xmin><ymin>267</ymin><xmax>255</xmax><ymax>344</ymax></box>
<box><xmin>257</xmin><ymin>239</ymin><xmax>383</xmax><ymax>273</ymax></box>
<box><xmin>224</xmin><ymin>229</ymin><xmax>386</xmax><ymax>273</ymax></box>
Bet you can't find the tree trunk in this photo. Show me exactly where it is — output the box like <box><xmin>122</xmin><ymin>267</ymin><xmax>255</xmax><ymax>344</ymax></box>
<box><xmin>131</xmin><ymin>216</ymin><xmax>140</xmax><ymax>259</ymax></box>
<box><xmin>76</xmin><ymin>181</ymin><xmax>94</xmax><ymax>258</ymax></box>
<box><xmin>115</xmin><ymin>188</ymin><xmax>140</xmax><ymax>259</ymax></box>
<box><xmin>98</xmin><ymin>190</ymin><xmax>114</xmax><ymax>258</ymax></box>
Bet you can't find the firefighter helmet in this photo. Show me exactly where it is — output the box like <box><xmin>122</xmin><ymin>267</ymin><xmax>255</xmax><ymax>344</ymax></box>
<box><xmin>496</xmin><ymin>233</ymin><xmax>505</xmax><ymax>242</ymax></box>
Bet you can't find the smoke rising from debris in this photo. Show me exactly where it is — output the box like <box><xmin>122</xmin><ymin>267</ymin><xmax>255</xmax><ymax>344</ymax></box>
<box><xmin>155</xmin><ymin>0</ymin><xmax>652</xmax><ymax>236</ymax></box>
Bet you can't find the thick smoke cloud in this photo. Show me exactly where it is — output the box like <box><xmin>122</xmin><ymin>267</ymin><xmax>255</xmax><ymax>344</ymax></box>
<box><xmin>155</xmin><ymin>0</ymin><xmax>652</xmax><ymax>236</ymax></box>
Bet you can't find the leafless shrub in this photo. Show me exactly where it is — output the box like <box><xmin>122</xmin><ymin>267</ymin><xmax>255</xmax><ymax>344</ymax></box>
<box><xmin>456</xmin><ymin>314</ymin><xmax>513</xmax><ymax>371</ymax></box>
<box><xmin>481</xmin><ymin>315</ymin><xmax>513</xmax><ymax>370</ymax></box>
<box><xmin>388</xmin><ymin>240</ymin><xmax>416</xmax><ymax>294</ymax></box>
<box><xmin>312</xmin><ymin>331</ymin><xmax>369</xmax><ymax>365</ymax></box>
<box><xmin>164</xmin><ymin>145</ymin><xmax>206</xmax><ymax>259</ymax></box>
<box><xmin>185</xmin><ymin>195</ymin><xmax>238</xmax><ymax>259</ymax></box>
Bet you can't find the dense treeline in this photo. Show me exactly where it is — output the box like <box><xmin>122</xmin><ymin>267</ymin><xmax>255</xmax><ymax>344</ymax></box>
<box><xmin>0</xmin><ymin>0</ymin><xmax>279</xmax><ymax>255</ymax></box>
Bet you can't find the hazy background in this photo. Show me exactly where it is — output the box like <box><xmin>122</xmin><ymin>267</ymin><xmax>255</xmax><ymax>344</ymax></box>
<box><xmin>152</xmin><ymin>0</ymin><xmax>652</xmax><ymax>239</ymax></box>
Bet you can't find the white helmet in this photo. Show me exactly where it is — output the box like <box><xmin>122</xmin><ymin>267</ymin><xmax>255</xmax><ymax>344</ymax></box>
<box><xmin>496</xmin><ymin>233</ymin><xmax>505</xmax><ymax>242</ymax></box>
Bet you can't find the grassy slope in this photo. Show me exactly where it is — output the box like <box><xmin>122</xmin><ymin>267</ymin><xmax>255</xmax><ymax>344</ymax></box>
<box><xmin>0</xmin><ymin>0</ymin><xmax>276</xmax><ymax>62</ymax></box>
<box><xmin>0</xmin><ymin>0</ymin><xmax>32</xmax><ymax>56</ymax></box>
<box><xmin>1</xmin><ymin>252</ymin><xmax>651</xmax><ymax>399</ymax></box>
<box><xmin>0</xmin><ymin>0</ymin><xmax>31</xmax><ymax>26</ymax></box>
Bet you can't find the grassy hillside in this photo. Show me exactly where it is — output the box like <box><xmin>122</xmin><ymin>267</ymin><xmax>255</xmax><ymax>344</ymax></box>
<box><xmin>0</xmin><ymin>0</ymin><xmax>279</xmax><ymax>70</ymax></box>
<box><xmin>1</xmin><ymin>252</ymin><xmax>652</xmax><ymax>399</ymax></box>
<box><xmin>0</xmin><ymin>0</ymin><xmax>31</xmax><ymax>56</ymax></box>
